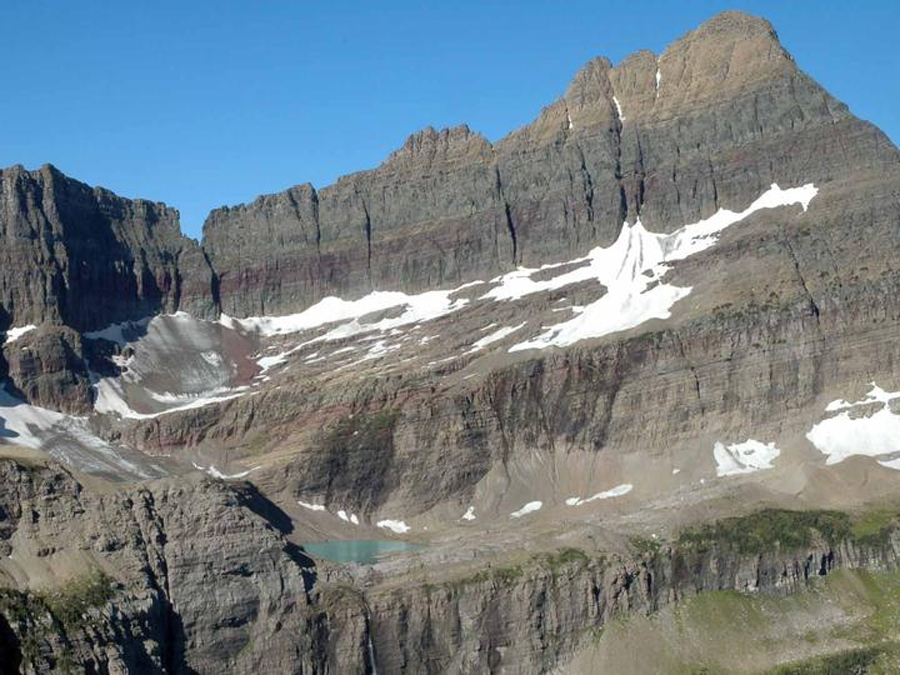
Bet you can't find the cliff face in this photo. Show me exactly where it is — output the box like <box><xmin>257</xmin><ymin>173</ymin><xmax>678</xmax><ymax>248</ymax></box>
<box><xmin>200</xmin><ymin>12</ymin><xmax>897</xmax><ymax>317</ymax></box>
<box><xmin>0</xmin><ymin>164</ymin><xmax>217</xmax><ymax>411</ymax></box>
<box><xmin>2</xmin><ymin>459</ymin><xmax>898</xmax><ymax>674</ymax></box>
<box><xmin>1</xmin><ymin>11</ymin><xmax>897</xmax><ymax>416</ymax></box>
<box><xmin>0</xmin><ymin>164</ymin><xmax>215</xmax><ymax>332</ymax></box>
<box><xmin>0</xmin><ymin>459</ymin><xmax>324</xmax><ymax>673</ymax></box>
<box><xmin>2</xmin><ymin>9</ymin><xmax>900</xmax><ymax>674</ymax></box>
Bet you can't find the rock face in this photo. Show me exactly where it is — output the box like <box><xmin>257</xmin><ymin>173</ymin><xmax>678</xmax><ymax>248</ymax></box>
<box><xmin>201</xmin><ymin>11</ymin><xmax>896</xmax><ymax>318</ymax></box>
<box><xmin>2</xmin><ymin>9</ymin><xmax>900</xmax><ymax>674</ymax></box>
<box><xmin>0</xmin><ymin>164</ymin><xmax>215</xmax><ymax>332</ymax></box>
<box><xmin>0</xmin><ymin>164</ymin><xmax>216</xmax><ymax>410</ymax></box>
<box><xmin>202</xmin><ymin>124</ymin><xmax>505</xmax><ymax>317</ymax></box>
<box><xmin>2</xmin><ymin>459</ymin><xmax>898</xmax><ymax>673</ymax></box>
<box><xmin>0</xmin><ymin>459</ymin><xmax>324</xmax><ymax>673</ymax></box>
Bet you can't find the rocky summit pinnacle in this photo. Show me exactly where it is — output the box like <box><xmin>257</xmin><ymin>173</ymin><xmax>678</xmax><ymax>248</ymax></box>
<box><xmin>2</xmin><ymin>10</ymin><xmax>900</xmax><ymax>674</ymax></box>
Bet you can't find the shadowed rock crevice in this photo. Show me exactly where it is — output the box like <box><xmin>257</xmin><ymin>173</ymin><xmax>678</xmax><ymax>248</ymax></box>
<box><xmin>0</xmin><ymin>614</ymin><xmax>21</xmax><ymax>675</ymax></box>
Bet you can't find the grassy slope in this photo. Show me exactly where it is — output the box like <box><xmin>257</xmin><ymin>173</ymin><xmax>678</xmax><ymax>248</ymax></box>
<box><xmin>564</xmin><ymin>568</ymin><xmax>900</xmax><ymax>674</ymax></box>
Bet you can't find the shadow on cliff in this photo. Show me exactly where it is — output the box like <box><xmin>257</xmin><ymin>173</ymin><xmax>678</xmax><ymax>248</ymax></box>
<box><xmin>235</xmin><ymin>484</ymin><xmax>318</xmax><ymax>593</ymax></box>
<box><xmin>0</xmin><ymin>614</ymin><xmax>21</xmax><ymax>675</ymax></box>
<box><xmin>48</xmin><ymin>169</ymin><xmax>178</xmax><ymax>331</ymax></box>
<box><xmin>0</xmin><ymin>382</ymin><xmax>23</xmax><ymax>443</ymax></box>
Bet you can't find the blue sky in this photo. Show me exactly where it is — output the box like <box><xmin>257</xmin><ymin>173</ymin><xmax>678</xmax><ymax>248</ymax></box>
<box><xmin>2</xmin><ymin>1</ymin><xmax>897</xmax><ymax>238</ymax></box>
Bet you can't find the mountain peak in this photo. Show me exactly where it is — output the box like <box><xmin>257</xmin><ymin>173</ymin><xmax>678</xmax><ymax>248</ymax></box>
<box><xmin>382</xmin><ymin>124</ymin><xmax>492</xmax><ymax>169</ymax></box>
<box><xmin>657</xmin><ymin>10</ymin><xmax>793</xmax><ymax>102</ymax></box>
<box><xmin>694</xmin><ymin>10</ymin><xmax>778</xmax><ymax>39</ymax></box>
<box><xmin>563</xmin><ymin>56</ymin><xmax>614</xmax><ymax>108</ymax></box>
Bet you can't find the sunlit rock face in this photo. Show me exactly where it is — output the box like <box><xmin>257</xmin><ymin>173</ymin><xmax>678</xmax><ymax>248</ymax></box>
<box><xmin>2</xmin><ymin>10</ymin><xmax>900</xmax><ymax>674</ymax></box>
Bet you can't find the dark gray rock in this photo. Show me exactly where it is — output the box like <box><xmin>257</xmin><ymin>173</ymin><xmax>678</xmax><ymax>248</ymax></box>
<box><xmin>0</xmin><ymin>164</ymin><xmax>216</xmax><ymax>332</ymax></box>
<box><xmin>201</xmin><ymin>11</ymin><xmax>898</xmax><ymax>318</ymax></box>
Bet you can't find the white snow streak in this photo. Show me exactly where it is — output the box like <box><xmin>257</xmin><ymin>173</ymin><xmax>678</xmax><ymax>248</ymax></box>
<box><xmin>191</xmin><ymin>462</ymin><xmax>256</xmax><ymax>480</ymax></box>
<box><xmin>298</xmin><ymin>500</ymin><xmax>327</xmax><ymax>512</ymax></box>
<box><xmin>466</xmin><ymin>322</ymin><xmax>527</xmax><ymax>353</ymax></box>
<box><xmin>94</xmin><ymin>379</ymin><xmax>247</xmax><ymax>419</ymax></box>
<box><xmin>2</xmin><ymin>325</ymin><xmax>36</xmax><ymax>345</ymax></box>
<box><xmin>235</xmin><ymin>289</ymin><xmax>472</xmax><ymax>340</ymax></box>
<box><xmin>565</xmin><ymin>483</ymin><xmax>633</xmax><ymax>506</ymax></box>
<box><xmin>337</xmin><ymin>510</ymin><xmax>360</xmax><ymax>525</ymax></box>
<box><xmin>84</xmin><ymin>316</ymin><xmax>154</xmax><ymax>345</ymax></box>
<box><xmin>613</xmin><ymin>96</ymin><xmax>625</xmax><ymax>122</ymax></box>
<box><xmin>510</xmin><ymin>501</ymin><xmax>542</xmax><ymax>518</ymax></box>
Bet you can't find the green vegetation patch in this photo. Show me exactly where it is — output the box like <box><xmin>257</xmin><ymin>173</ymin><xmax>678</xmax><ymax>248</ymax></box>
<box><xmin>849</xmin><ymin>508</ymin><xmax>900</xmax><ymax>547</ymax></box>
<box><xmin>677</xmin><ymin>509</ymin><xmax>853</xmax><ymax>554</ymax></box>
<box><xmin>543</xmin><ymin>547</ymin><xmax>590</xmax><ymax>570</ymax></box>
<box><xmin>630</xmin><ymin>535</ymin><xmax>662</xmax><ymax>556</ymax></box>
<box><xmin>0</xmin><ymin>571</ymin><xmax>117</xmax><ymax>670</ymax></box>
<box><xmin>765</xmin><ymin>644</ymin><xmax>892</xmax><ymax>674</ymax></box>
<box><xmin>42</xmin><ymin>570</ymin><xmax>117</xmax><ymax>634</ymax></box>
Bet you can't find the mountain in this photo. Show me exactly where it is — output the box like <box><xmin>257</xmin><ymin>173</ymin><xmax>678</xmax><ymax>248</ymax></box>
<box><xmin>2</xmin><ymin>11</ymin><xmax>900</xmax><ymax>673</ymax></box>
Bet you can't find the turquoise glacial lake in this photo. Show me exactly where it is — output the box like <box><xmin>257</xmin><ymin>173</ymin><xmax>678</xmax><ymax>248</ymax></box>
<box><xmin>302</xmin><ymin>539</ymin><xmax>422</xmax><ymax>564</ymax></box>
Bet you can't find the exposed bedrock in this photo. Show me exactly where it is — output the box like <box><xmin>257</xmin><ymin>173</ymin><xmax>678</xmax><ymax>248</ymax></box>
<box><xmin>0</xmin><ymin>164</ymin><xmax>216</xmax><ymax>332</ymax></box>
<box><xmin>0</xmin><ymin>459</ymin><xmax>325</xmax><ymax>673</ymax></box>
<box><xmin>200</xmin><ymin>11</ymin><xmax>898</xmax><ymax>318</ymax></box>
<box><xmin>353</xmin><ymin>533</ymin><xmax>900</xmax><ymax>674</ymax></box>
<box><xmin>0</xmin><ymin>163</ymin><xmax>216</xmax><ymax>411</ymax></box>
<box><xmin>1</xmin><ymin>11</ymin><xmax>898</xmax><ymax>420</ymax></box>
<box><xmin>118</xmin><ymin>245</ymin><xmax>900</xmax><ymax>520</ymax></box>
<box><xmin>2</xmin><ymin>459</ymin><xmax>899</xmax><ymax>673</ymax></box>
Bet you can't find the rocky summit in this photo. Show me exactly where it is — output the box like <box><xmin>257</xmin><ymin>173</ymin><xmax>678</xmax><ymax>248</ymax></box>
<box><xmin>2</xmin><ymin>10</ymin><xmax>900</xmax><ymax>674</ymax></box>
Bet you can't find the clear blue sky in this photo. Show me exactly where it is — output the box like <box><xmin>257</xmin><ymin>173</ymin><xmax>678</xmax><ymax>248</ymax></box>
<box><xmin>2</xmin><ymin>1</ymin><xmax>897</xmax><ymax>238</ymax></box>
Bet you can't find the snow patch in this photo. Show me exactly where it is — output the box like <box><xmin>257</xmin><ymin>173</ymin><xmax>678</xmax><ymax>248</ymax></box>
<box><xmin>461</xmin><ymin>505</ymin><xmax>476</xmax><ymax>521</ymax></box>
<box><xmin>510</xmin><ymin>501</ymin><xmax>542</xmax><ymax>518</ymax></box>
<box><xmin>655</xmin><ymin>67</ymin><xmax>661</xmax><ymax>94</ymax></box>
<box><xmin>337</xmin><ymin>510</ymin><xmax>360</xmax><ymax>525</ymax></box>
<box><xmin>298</xmin><ymin>500</ymin><xmax>327</xmax><ymax>512</ymax></box>
<box><xmin>504</xmin><ymin>183</ymin><xmax>818</xmax><ymax>351</ymax></box>
<box><xmin>714</xmin><ymin>439</ymin><xmax>780</xmax><ymax>477</ymax></box>
<box><xmin>466</xmin><ymin>322</ymin><xmax>527</xmax><ymax>353</ymax></box>
<box><xmin>94</xmin><ymin>378</ymin><xmax>247</xmax><ymax>419</ymax></box>
<box><xmin>257</xmin><ymin>352</ymin><xmax>289</xmax><ymax>373</ymax></box>
<box><xmin>824</xmin><ymin>384</ymin><xmax>900</xmax><ymax>412</ymax></box>
<box><xmin>878</xmin><ymin>457</ymin><xmax>900</xmax><ymax>471</ymax></box>
<box><xmin>807</xmin><ymin>383</ymin><xmax>900</xmax><ymax>465</ymax></box>
<box><xmin>0</xmin><ymin>386</ymin><xmax>153</xmax><ymax>479</ymax></box>
<box><xmin>377</xmin><ymin>519</ymin><xmax>410</xmax><ymax>534</ymax></box>
<box><xmin>84</xmin><ymin>317</ymin><xmax>152</xmax><ymax>346</ymax></box>
<box><xmin>3</xmin><ymin>325</ymin><xmax>36</xmax><ymax>345</ymax></box>
<box><xmin>234</xmin><ymin>289</ymin><xmax>470</xmax><ymax>340</ymax></box>
<box><xmin>191</xmin><ymin>462</ymin><xmax>256</xmax><ymax>480</ymax></box>
<box><xmin>200</xmin><ymin>351</ymin><xmax>223</xmax><ymax>366</ymax></box>
<box><xmin>566</xmin><ymin>483</ymin><xmax>633</xmax><ymax>506</ymax></box>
